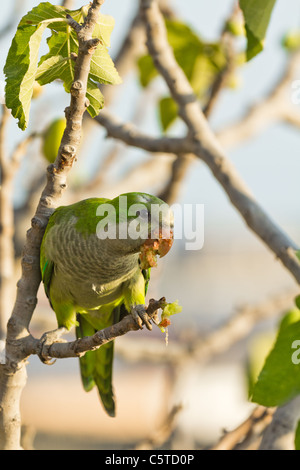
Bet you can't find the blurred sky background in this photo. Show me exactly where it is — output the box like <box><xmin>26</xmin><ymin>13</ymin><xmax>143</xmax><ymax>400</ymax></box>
<box><xmin>1</xmin><ymin>0</ymin><xmax>300</xmax><ymax>448</ymax></box>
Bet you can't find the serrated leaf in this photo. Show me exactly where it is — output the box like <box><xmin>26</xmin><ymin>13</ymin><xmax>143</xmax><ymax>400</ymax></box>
<box><xmin>251</xmin><ymin>310</ymin><xmax>300</xmax><ymax>406</ymax></box>
<box><xmin>68</xmin><ymin>6</ymin><xmax>115</xmax><ymax>47</ymax></box>
<box><xmin>19</xmin><ymin>2</ymin><xmax>66</xmax><ymax>27</ymax></box>
<box><xmin>36</xmin><ymin>55</ymin><xmax>71</xmax><ymax>86</ymax></box>
<box><xmin>240</xmin><ymin>0</ymin><xmax>277</xmax><ymax>61</ymax></box>
<box><xmin>4</xmin><ymin>2</ymin><xmax>120</xmax><ymax>128</ymax></box>
<box><xmin>36</xmin><ymin>55</ymin><xmax>105</xmax><ymax>117</ymax></box>
<box><xmin>36</xmin><ymin>7</ymin><xmax>120</xmax><ymax>117</ymax></box>
<box><xmin>90</xmin><ymin>44</ymin><xmax>122</xmax><ymax>85</ymax></box>
<box><xmin>4</xmin><ymin>22</ymin><xmax>48</xmax><ymax>130</ymax></box>
<box><xmin>4</xmin><ymin>2</ymin><xmax>67</xmax><ymax>129</ymax></box>
<box><xmin>92</xmin><ymin>13</ymin><xmax>115</xmax><ymax>47</ymax></box>
<box><xmin>86</xmin><ymin>79</ymin><xmax>104</xmax><ymax>117</ymax></box>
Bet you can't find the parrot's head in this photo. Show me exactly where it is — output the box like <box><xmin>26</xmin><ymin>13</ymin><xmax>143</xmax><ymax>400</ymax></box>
<box><xmin>111</xmin><ymin>192</ymin><xmax>174</xmax><ymax>268</ymax></box>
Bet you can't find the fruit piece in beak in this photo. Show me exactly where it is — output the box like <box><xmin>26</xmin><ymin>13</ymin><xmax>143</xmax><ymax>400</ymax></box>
<box><xmin>139</xmin><ymin>230</ymin><xmax>174</xmax><ymax>269</ymax></box>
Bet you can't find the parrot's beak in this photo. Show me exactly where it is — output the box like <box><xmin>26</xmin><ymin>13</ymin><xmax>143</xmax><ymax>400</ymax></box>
<box><xmin>139</xmin><ymin>227</ymin><xmax>174</xmax><ymax>269</ymax></box>
<box><xmin>156</xmin><ymin>228</ymin><xmax>174</xmax><ymax>258</ymax></box>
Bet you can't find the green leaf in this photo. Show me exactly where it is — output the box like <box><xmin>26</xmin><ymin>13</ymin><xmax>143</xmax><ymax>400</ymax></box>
<box><xmin>4</xmin><ymin>2</ymin><xmax>121</xmax><ymax>129</ymax></box>
<box><xmin>251</xmin><ymin>309</ymin><xmax>300</xmax><ymax>406</ymax></box>
<box><xmin>86</xmin><ymin>80</ymin><xmax>104</xmax><ymax>118</ymax></box>
<box><xmin>89</xmin><ymin>43</ymin><xmax>122</xmax><ymax>86</ymax></box>
<box><xmin>137</xmin><ymin>55</ymin><xmax>158</xmax><ymax>88</ymax></box>
<box><xmin>4</xmin><ymin>22</ymin><xmax>47</xmax><ymax>130</ymax></box>
<box><xmin>240</xmin><ymin>0</ymin><xmax>277</xmax><ymax>61</ymax></box>
<box><xmin>4</xmin><ymin>2</ymin><xmax>67</xmax><ymax>129</ymax></box>
<box><xmin>20</xmin><ymin>2</ymin><xmax>66</xmax><ymax>27</ymax></box>
<box><xmin>246</xmin><ymin>331</ymin><xmax>276</xmax><ymax>398</ymax></box>
<box><xmin>159</xmin><ymin>97</ymin><xmax>178</xmax><ymax>131</ymax></box>
<box><xmin>91</xmin><ymin>13</ymin><xmax>115</xmax><ymax>47</ymax></box>
<box><xmin>36</xmin><ymin>8</ymin><xmax>120</xmax><ymax>117</ymax></box>
<box><xmin>138</xmin><ymin>17</ymin><xmax>226</xmax><ymax>131</ymax></box>
<box><xmin>295</xmin><ymin>420</ymin><xmax>300</xmax><ymax>450</ymax></box>
<box><xmin>138</xmin><ymin>18</ymin><xmax>226</xmax><ymax>93</ymax></box>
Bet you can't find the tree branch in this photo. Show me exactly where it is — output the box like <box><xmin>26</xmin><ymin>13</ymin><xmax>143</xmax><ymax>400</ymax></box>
<box><xmin>0</xmin><ymin>0</ymin><xmax>104</xmax><ymax>450</ymax></box>
<box><xmin>96</xmin><ymin>110</ymin><xmax>190</xmax><ymax>153</ymax></box>
<box><xmin>23</xmin><ymin>298</ymin><xmax>165</xmax><ymax>360</ymax></box>
<box><xmin>137</xmin><ymin>0</ymin><xmax>300</xmax><ymax>286</ymax></box>
<box><xmin>0</xmin><ymin>124</ymin><xmax>39</xmax><ymax>340</ymax></box>
<box><xmin>115</xmin><ymin>289</ymin><xmax>296</xmax><ymax>365</ymax></box>
<box><xmin>259</xmin><ymin>396</ymin><xmax>300</xmax><ymax>450</ymax></box>
<box><xmin>211</xmin><ymin>406</ymin><xmax>275</xmax><ymax>450</ymax></box>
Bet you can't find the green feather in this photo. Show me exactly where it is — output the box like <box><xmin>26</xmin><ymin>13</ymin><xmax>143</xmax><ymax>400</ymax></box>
<box><xmin>39</xmin><ymin>192</ymin><xmax>171</xmax><ymax>417</ymax></box>
<box><xmin>76</xmin><ymin>307</ymin><xmax>120</xmax><ymax>416</ymax></box>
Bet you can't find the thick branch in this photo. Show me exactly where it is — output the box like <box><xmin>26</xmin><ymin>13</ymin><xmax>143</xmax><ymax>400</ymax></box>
<box><xmin>0</xmin><ymin>0</ymin><xmax>104</xmax><ymax>450</ymax></box>
<box><xmin>0</xmin><ymin>128</ymin><xmax>38</xmax><ymax>340</ymax></box>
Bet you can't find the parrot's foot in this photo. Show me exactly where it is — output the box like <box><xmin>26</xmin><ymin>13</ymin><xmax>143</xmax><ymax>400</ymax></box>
<box><xmin>37</xmin><ymin>327</ymin><xmax>67</xmax><ymax>364</ymax></box>
<box><xmin>131</xmin><ymin>305</ymin><xmax>152</xmax><ymax>330</ymax></box>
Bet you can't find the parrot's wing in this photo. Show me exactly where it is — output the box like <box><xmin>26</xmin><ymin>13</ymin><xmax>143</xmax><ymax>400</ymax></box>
<box><xmin>40</xmin><ymin>207</ymin><xmax>63</xmax><ymax>300</ymax></box>
<box><xmin>40</xmin><ymin>249</ymin><xmax>54</xmax><ymax>301</ymax></box>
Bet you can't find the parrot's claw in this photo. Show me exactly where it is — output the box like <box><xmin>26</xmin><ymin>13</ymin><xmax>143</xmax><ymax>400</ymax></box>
<box><xmin>37</xmin><ymin>327</ymin><xmax>67</xmax><ymax>364</ymax></box>
<box><xmin>131</xmin><ymin>305</ymin><xmax>152</xmax><ymax>331</ymax></box>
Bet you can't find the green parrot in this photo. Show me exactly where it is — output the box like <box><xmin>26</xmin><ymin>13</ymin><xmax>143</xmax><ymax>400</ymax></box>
<box><xmin>40</xmin><ymin>192</ymin><xmax>174</xmax><ymax>417</ymax></box>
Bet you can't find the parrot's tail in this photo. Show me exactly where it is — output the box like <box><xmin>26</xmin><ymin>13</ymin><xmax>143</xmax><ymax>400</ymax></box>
<box><xmin>76</xmin><ymin>314</ymin><xmax>116</xmax><ymax>417</ymax></box>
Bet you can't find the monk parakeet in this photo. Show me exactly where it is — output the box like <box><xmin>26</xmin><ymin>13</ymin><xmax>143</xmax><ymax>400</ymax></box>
<box><xmin>40</xmin><ymin>192</ymin><xmax>174</xmax><ymax>416</ymax></box>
